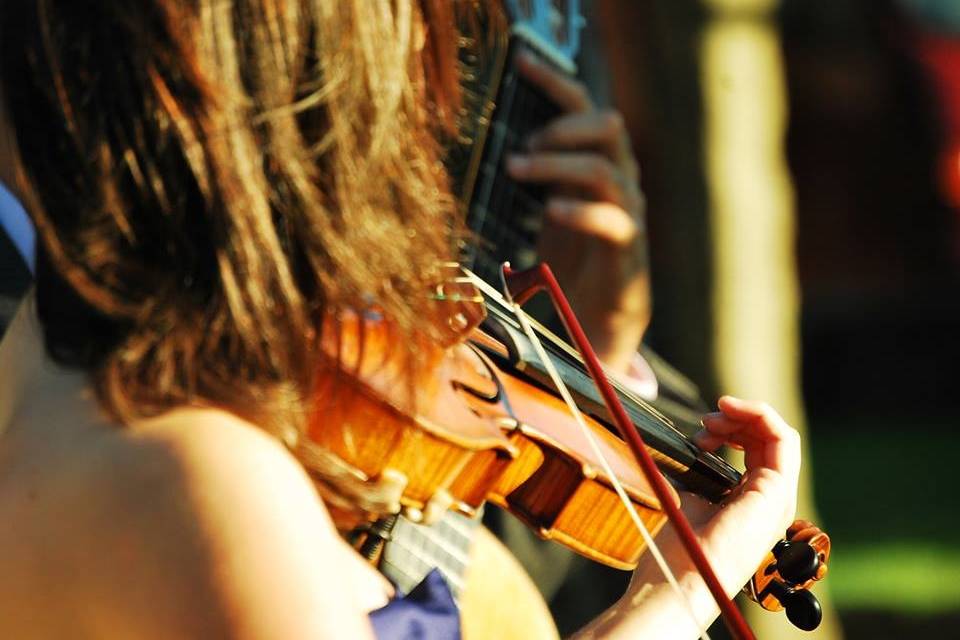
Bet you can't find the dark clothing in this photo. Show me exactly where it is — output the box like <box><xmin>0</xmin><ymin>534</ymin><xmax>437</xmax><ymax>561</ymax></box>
<box><xmin>370</xmin><ymin>570</ymin><xmax>461</xmax><ymax>640</ymax></box>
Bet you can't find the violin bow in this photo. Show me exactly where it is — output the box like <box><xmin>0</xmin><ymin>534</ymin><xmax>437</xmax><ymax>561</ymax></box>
<box><xmin>500</xmin><ymin>262</ymin><xmax>755</xmax><ymax>640</ymax></box>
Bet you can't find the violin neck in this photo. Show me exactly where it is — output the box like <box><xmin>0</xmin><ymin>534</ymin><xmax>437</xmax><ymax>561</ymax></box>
<box><xmin>467</xmin><ymin>272</ymin><xmax>743</xmax><ymax>502</ymax></box>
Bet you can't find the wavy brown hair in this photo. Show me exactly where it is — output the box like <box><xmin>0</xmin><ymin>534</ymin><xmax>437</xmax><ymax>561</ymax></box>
<box><xmin>0</xmin><ymin>1</ymin><xmax>476</xmax><ymax>509</ymax></box>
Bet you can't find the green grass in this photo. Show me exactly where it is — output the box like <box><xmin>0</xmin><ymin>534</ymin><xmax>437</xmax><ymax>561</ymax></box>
<box><xmin>808</xmin><ymin>417</ymin><xmax>960</xmax><ymax>615</ymax></box>
<box><xmin>826</xmin><ymin>543</ymin><xmax>960</xmax><ymax>613</ymax></box>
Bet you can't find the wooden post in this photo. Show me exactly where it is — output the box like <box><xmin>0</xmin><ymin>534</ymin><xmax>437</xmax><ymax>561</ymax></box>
<box><xmin>701</xmin><ymin>0</ymin><xmax>842</xmax><ymax>637</ymax></box>
<box><xmin>597</xmin><ymin>0</ymin><xmax>844</xmax><ymax>636</ymax></box>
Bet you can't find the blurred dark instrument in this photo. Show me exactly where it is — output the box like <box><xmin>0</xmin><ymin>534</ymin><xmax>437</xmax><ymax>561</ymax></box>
<box><xmin>453</xmin><ymin>0</ymin><xmax>575</xmax><ymax>285</ymax></box>
<box><xmin>450</xmin><ymin>0</ymin><xmax>710</xmax><ymax>433</ymax></box>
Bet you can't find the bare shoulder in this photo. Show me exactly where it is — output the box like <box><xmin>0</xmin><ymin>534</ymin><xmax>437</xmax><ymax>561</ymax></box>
<box><xmin>2</xmin><ymin>408</ymin><xmax>380</xmax><ymax>639</ymax></box>
<box><xmin>107</xmin><ymin>408</ymin><xmax>381</xmax><ymax>639</ymax></box>
<box><xmin>120</xmin><ymin>408</ymin><xmax>330</xmax><ymax>530</ymax></box>
<box><xmin>91</xmin><ymin>407</ymin><xmax>338</xmax><ymax>558</ymax></box>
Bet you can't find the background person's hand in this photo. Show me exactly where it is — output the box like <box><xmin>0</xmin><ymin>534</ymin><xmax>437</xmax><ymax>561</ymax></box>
<box><xmin>506</xmin><ymin>51</ymin><xmax>649</xmax><ymax>374</ymax></box>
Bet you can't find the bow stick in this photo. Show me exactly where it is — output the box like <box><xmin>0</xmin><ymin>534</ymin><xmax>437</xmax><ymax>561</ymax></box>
<box><xmin>500</xmin><ymin>262</ymin><xmax>755</xmax><ymax>640</ymax></box>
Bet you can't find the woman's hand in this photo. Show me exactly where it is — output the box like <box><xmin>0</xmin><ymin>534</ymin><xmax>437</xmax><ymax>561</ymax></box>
<box><xmin>655</xmin><ymin>396</ymin><xmax>801</xmax><ymax>591</ymax></box>
<box><xmin>575</xmin><ymin>397</ymin><xmax>801</xmax><ymax>638</ymax></box>
<box><xmin>506</xmin><ymin>51</ymin><xmax>649</xmax><ymax>374</ymax></box>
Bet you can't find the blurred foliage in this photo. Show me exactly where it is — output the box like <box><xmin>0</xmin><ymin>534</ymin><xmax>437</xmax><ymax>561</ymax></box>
<box><xmin>810</xmin><ymin>420</ymin><xmax>960</xmax><ymax>631</ymax></box>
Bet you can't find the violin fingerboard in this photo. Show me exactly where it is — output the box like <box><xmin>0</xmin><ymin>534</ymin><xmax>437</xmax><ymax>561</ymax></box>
<box><xmin>454</xmin><ymin>2</ymin><xmax>583</xmax><ymax>289</ymax></box>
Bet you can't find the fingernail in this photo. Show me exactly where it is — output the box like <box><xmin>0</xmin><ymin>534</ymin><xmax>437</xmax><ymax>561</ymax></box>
<box><xmin>506</xmin><ymin>155</ymin><xmax>529</xmax><ymax>174</ymax></box>
<box><xmin>701</xmin><ymin>411</ymin><xmax>724</xmax><ymax>422</ymax></box>
<box><xmin>519</xmin><ymin>50</ymin><xmax>538</xmax><ymax>66</ymax></box>
<box><xmin>547</xmin><ymin>198</ymin><xmax>575</xmax><ymax>216</ymax></box>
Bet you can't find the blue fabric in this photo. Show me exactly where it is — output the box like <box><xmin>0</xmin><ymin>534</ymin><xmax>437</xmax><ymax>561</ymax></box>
<box><xmin>0</xmin><ymin>184</ymin><xmax>34</xmax><ymax>273</ymax></box>
<box><xmin>369</xmin><ymin>569</ymin><xmax>460</xmax><ymax>640</ymax></box>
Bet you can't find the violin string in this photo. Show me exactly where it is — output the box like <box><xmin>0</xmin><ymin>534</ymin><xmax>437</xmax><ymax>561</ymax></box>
<box><xmin>463</xmin><ymin>271</ymin><xmax>721</xmax><ymax>482</ymax></box>
<box><xmin>462</xmin><ymin>271</ymin><xmax>679</xmax><ymax>433</ymax></box>
<box><xmin>499</xmin><ymin>271</ymin><xmax>711</xmax><ymax>640</ymax></box>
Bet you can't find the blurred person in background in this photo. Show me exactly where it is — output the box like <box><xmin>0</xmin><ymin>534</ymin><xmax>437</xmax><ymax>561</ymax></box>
<box><xmin>899</xmin><ymin>0</ymin><xmax>960</xmax><ymax>249</ymax></box>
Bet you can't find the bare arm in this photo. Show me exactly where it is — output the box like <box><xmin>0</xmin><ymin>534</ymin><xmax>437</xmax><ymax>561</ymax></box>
<box><xmin>572</xmin><ymin>397</ymin><xmax>802</xmax><ymax>639</ymax></box>
<box><xmin>507</xmin><ymin>51</ymin><xmax>650</xmax><ymax>374</ymax></box>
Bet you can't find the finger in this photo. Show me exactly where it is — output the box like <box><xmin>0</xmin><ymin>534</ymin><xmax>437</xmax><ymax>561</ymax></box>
<box><xmin>701</xmin><ymin>412</ymin><xmax>757</xmax><ymax>436</ymax></box>
<box><xmin>700</xmin><ymin>413</ymin><xmax>788</xmax><ymax>452</ymax></box>
<box><xmin>701</xmin><ymin>413</ymin><xmax>799</xmax><ymax>477</ymax></box>
<box><xmin>692</xmin><ymin>429</ymin><xmax>744</xmax><ymax>453</ymax></box>
<box><xmin>515</xmin><ymin>50</ymin><xmax>592</xmax><ymax>113</ymax></box>
<box><xmin>527</xmin><ymin>110</ymin><xmax>626</xmax><ymax>159</ymax></box>
<box><xmin>545</xmin><ymin>199</ymin><xmax>639</xmax><ymax>246</ymax></box>
<box><xmin>717</xmin><ymin>396</ymin><xmax>784</xmax><ymax>426</ymax></box>
<box><xmin>716</xmin><ymin>398</ymin><xmax>800</xmax><ymax>478</ymax></box>
<box><xmin>711</xmin><ymin>397</ymin><xmax>795</xmax><ymax>442</ymax></box>
<box><xmin>507</xmin><ymin>153</ymin><xmax>626</xmax><ymax>205</ymax></box>
<box><xmin>698</xmin><ymin>418</ymin><xmax>765</xmax><ymax>451</ymax></box>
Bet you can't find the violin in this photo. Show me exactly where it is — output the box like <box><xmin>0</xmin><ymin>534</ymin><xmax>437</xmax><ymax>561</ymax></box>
<box><xmin>302</xmin><ymin>264</ymin><xmax>830</xmax><ymax>637</ymax></box>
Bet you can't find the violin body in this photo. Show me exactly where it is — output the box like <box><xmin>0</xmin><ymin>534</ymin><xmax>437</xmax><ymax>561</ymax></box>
<box><xmin>307</xmin><ymin>285</ymin><xmax>673</xmax><ymax>569</ymax></box>
<box><xmin>305</xmin><ymin>264</ymin><xmax>831</xmax><ymax>635</ymax></box>
<box><xmin>307</xmin><ymin>309</ymin><xmax>516</xmax><ymax>523</ymax></box>
<box><xmin>452</xmin><ymin>344</ymin><xmax>672</xmax><ymax>568</ymax></box>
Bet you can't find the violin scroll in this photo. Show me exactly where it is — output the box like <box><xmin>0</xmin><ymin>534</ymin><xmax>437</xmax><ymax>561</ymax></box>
<box><xmin>744</xmin><ymin>519</ymin><xmax>831</xmax><ymax>631</ymax></box>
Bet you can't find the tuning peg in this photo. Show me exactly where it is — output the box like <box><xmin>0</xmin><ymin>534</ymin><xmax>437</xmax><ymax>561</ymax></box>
<box><xmin>744</xmin><ymin>520</ymin><xmax>831</xmax><ymax>627</ymax></box>
<box><xmin>773</xmin><ymin>539</ymin><xmax>821</xmax><ymax>585</ymax></box>
<box><xmin>768</xmin><ymin>580</ymin><xmax>823</xmax><ymax>631</ymax></box>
